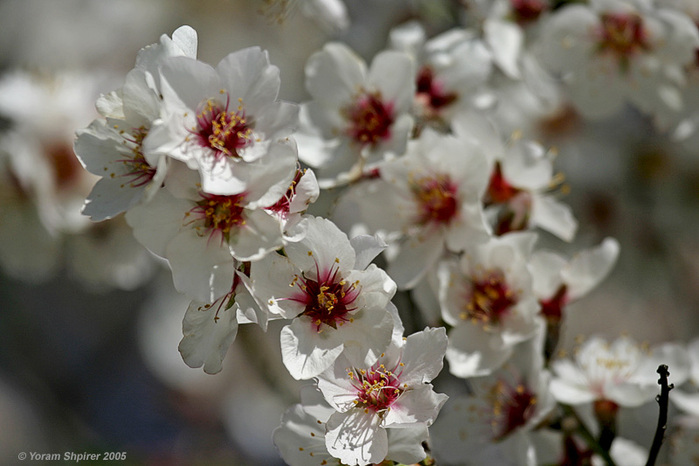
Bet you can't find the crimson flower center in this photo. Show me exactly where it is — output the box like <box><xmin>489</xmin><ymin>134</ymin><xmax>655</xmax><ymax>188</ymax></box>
<box><xmin>462</xmin><ymin>271</ymin><xmax>517</xmax><ymax>325</ymax></box>
<box><xmin>492</xmin><ymin>381</ymin><xmax>538</xmax><ymax>440</ymax></box>
<box><xmin>344</xmin><ymin>92</ymin><xmax>394</xmax><ymax>146</ymax></box>
<box><xmin>265</xmin><ymin>168</ymin><xmax>304</xmax><ymax>218</ymax></box>
<box><xmin>486</xmin><ymin>162</ymin><xmax>521</xmax><ymax>205</ymax></box>
<box><xmin>597</xmin><ymin>13</ymin><xmax>649</xmax><ymax>67</ymax></box>
<box><xmin>349</xmin><ymin>362</ymin><xmax>404</xmax><ymax>414</ymax></box>
<box><xmin>413</xmin><ymin>175</ymin><xmax>459</xmax><ymax>225</ymax></box>
<box><xmin>510</xmin><ymin>0</ymin><xmax>548</xmax><ymax>25</ymax></box>
<box><xmin>188</xmin><ymin>192</ymin><xmax>247</xmax><ymax>243</ymax></box>
<box><xmin>416</xmin><ymin>66</ymin><xmax>458</xmax><ymax>112</ymax></box>
<box><xmin>291</xmin><ymin>259</ymin><xmax>360</xmax><ymax>332</ymax></box>
<box><xmin>193</xmin><ymin>94</ymin><xmax>253</xmax><ymax>159</ymax></box>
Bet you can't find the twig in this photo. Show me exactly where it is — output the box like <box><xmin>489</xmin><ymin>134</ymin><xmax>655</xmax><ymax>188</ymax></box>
<box><xmin>645</xmin><ymin>364</ymin><xmax>674</xmax><ymax>466</ymax></box>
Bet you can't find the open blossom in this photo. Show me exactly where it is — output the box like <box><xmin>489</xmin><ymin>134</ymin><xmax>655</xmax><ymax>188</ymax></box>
<box><xmin>550</xmin><ymin>335</ymin><xmax>689</xmax><ymax>407</ymax></box>
<box><xmin>431</xmin><ymin>330</ymin><xmax>556</xmax><ymax>466</ymax></box>
<box><xmin>75</xmin><ymin>25</ymin><xmax>198</xmax><ymax>221</ymax></box>
<box><xmin>389</xmin><ymin>22</ymin><xmax>493</xmax><ymax>126</ymax></box>
<box><xmin>453</xmin><ymin>112</ymin><xmax>577</xmax><ymax>241</ymax></box>
<box><xmin>439</xmin><ymin>232</ymin><xmax>541</xmax><ymax>377</ymax></box>
<box><xmin>251</xmin><ymin>216</ymin><xmax>397</xmax><ymax>380</ymax></box>
<box><xmin>315</xmin><ymin>327</ymin><xmax>448</xmax><ymax>466</ymax></box>
<box><xmin>343</xmin><ymin>128</ymin><xmax>491</xmax><ymax>289</ymax></box>
<box><xmin>273</xmin><ymin>384</ymin><xmax>430</xmax><ymax>466</ymax></box>
<box><xmin>125</xmin><ymin>160</ymin><xmax>293</xmax><ymax>302</ymax></box>
<box><xmin>296</xmin><ymin>42</ymin><xmax>415</xmax><ymax>186</ymax></box>
<box><xmin>537</xmin><ymin>0</ymin><xmax>699</xmax><ymax>118</ymax></box>
<box><xmin>143</xmin><ymin>46</ymin><xmax>299</xmax><ymax>195</ymax></box>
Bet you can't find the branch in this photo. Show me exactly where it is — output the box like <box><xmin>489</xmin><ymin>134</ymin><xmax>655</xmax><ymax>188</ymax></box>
<box><xmin>645</xmin><ymin>364</ymin><xmax>674</xmax><ymax>466</ymax></box>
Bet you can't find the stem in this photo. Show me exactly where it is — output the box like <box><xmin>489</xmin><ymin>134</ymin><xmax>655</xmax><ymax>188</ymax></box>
<box><xmin>645</xmin><ymin>364</ymin><xmax>673</xmax><ymax>466</ymax></box>
<box><xmin>560</xmin><ymin>403</ymin><xmax>617</xmax><ymax>466</ymax></box>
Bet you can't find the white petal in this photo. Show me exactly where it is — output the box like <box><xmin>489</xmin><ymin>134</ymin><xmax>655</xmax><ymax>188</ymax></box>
<box><xmin>325</xmin><ymin>410</ymin><xmax>387</xmax><ymax>466</ymax></box>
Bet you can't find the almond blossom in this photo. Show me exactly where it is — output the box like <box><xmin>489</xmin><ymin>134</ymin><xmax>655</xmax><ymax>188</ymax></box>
<box><xmin>431</xmin><ymin>328</ymin><xmax>555</xmax><ymax>465</ymax></box>
<box><xmin>315</xmin><ymin>327</ymin><xmax>448</xmax><ymax>465</ymax></box>
<box><xmin>251</xmin><ymin>216</ymin><xmax>397</xmax><ymax>380</ymax></box>
<box><xmin>125</xmin><ymin>160</ymin><xmax>293</xmax><ymax>302</ymax></box>
<box><xmin>143</xmin><ymin>46</ymin><xmax>299</xmax><ymax>196</ymax></box>
<box><xmin>273</xmin><ymin>384</ymin><xmax>430</xmax><ymax>466</ymax></box>
<box><xmin>439</xmin><ymin>232</ymin><xmax>541</xmax><ymax>377</ymax></box>
<box><xmin>296</xmin><ymin>42</ymin><xmax>415</xmax><ymax>186</ymax></box>
<box><xmin>75</xmin><ymin>25</ymin><xmax>198</xmax><ymax>221</ymax></box>
<box><xmin>338</xmin><ymin>128</ymin><xmax>491</xmax><ymax>289</ymax></box>
<box><xmin>537</xmin><ymin>0</ymin><xmax>699</xmax><ymax>118</ymax></box>
<box><xmin>550</xmin><ymin>335</ymin><xmax>689</xmax><ymax>408</ymax></box>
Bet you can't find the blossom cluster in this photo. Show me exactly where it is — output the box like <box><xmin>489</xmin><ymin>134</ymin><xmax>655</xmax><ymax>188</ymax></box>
<box><xmin>17</xmin><ymin>0</ymin><xmax>699</xmax><ymax>464</ymax></box>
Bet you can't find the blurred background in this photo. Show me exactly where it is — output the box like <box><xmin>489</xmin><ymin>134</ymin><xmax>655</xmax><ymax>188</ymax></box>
<box><xmin>1</xmin><ymin>0</ymin><xmax>698</xmax><ymax>464</ymax></box>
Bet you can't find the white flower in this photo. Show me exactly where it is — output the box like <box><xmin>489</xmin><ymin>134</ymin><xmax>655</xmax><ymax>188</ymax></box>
<box><xmin>125</xmin><ymin>161</ymin><xmax>292</xmax><ymax>302</ymax></box>
<box><xmin>537</xmin><ymin>0</ymin><xmax>699</xmax><ymax>118</ymax></box>
<box><xmin>143</xmin><ymin>47</ymin><xmax>299</xmax><ymax>195</ymax></box>
<box><xmin>431</xmin><ymin>330</ymin><xmax>555</xmax><ymax>466</ymax></box>
<box><xmin>75</xmin><ymin>25</ymin><xmax>197</xmax><ymax>221</ymax></box>
<box><xmin>273</xmin><ymin>384</ymin><xmax>430</xmax><ymax>466</ymax></box>
<box><xmin>251</xmin><ymin>216</ymin><xmax>397</xmax><ymax>380</ymax></box>
<box><xmin>530</xmin><ymin>237</ymin><xmax>620</xmax><ymax>322</ymax></box>
<box><xmin>389</xmin><ymin>22</ymin><xmax>493</xmax><ymax>125</ymax></box>
<box><xmin>315</xmin><ymin>327</ymin><xmax>448</xmax><ymax>466</ymax></box>
<box><xmin>297</xmin><ymin>42</ymin><xmax>415</xmax><ymax>186</ymax></box>
<box><xmin>453</xmin><ymin>112</ymin><xmax>578</xmax><ymax>241</ymax></box>
<box><xmin>550</xmin><ymin>335</ymin><xmax>690</xmax><ymax>407</ymax></box>
<box><xmin>439</xmin><ymin>232</ymin><xmax>541</xmax><ymax>377</ymax></box>
<box><xmin>346</xmin><ymin>128</ymin><xmax>491</xmax><ymax>289</ymax></box>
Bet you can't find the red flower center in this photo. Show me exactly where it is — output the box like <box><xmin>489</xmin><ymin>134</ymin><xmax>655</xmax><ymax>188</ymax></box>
<box><xmin>597</xmin><ymin>13</ymin><xmax>649</xmax><ymax>69</ymax></box>
<box><xmin>265</xmin><ymin>168</ymin><xmax>304</xmax><ymax>218</ymax></box>
<box><xmin>486</xmin><ymin>162</ymin><xmax>521</xmax><ymax>205</ymax></box>
<box><xmin>416</xmin><ymin>66</ymin><xmax>458</xmax><ymax>113</ymax></box>
<box><xmin>461</xmin><ymin>270</ymin><xmax>517</xmax><ymax>325</ymax></box>
<box><xmin>413</xmin><ymin>174</ymin><xmax>460</xmax><ymax>225</ymax></box>
<box><xmin>290</xmin><ymin>257</ymin><xmax>360</xmax><ymax>332</ymax></box>
<box><xmin>344</xmin><ymin>92</ymin><xmax>394</xmax><ymax>147</ymax></box>
<box><xmin>188</xmin><ymin>192</ymin><xmax>247</xmax><ymax>243</ymax></box>
<box><xmin>492</xmin><ymin>380</ymin><xmax>538</xmax><ymax>440</ymax></box>
<box><xmin>192</xmin><ymin>93</ymin><xmax>253</xmax><ymax>159</ymax></box>
<box><xmin>510</xmin><ymin>0</ymin><xmax>548</xmax><ymax>25</ymax></box>
<box><xmin>349</xmin><ymin>360</ymin><xmax>404</xmax><ymax>415</ymax></box>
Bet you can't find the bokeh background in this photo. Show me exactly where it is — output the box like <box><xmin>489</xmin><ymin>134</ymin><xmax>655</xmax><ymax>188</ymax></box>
<box><xmin>1</xmin><ymin>0</ymin><xmax>698</xmax><ymax>464</ymax></box>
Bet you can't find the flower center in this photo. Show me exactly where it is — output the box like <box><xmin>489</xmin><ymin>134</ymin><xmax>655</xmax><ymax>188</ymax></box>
<box><xmin>416</xmin><ymin>66</ymin><xmax>458</xmax><ymax>113</ymax></box>
<box><xmin>290</xmin><ymin>258</ymin><xmax>360</xmax><ymax>332</ymax></box>
<box><xmin>510</xmin><ymin>0</ymin><xmax>547</xmax><ymax>25</ymax></box>
<box><xmin>461</xmin><ymin>270</ymin><xmax>517</xmax><ymax>325</ymax></box>
<box><xmin>187</xmin><ymin>192</ymin><xmax>247</xmax><ymax>243</ymax></box>
<box><xmin>192</xmin><ymin>93</ymin><xmax>253</xmax><ymax>160</ymax></box>
<box><xmin>413</xmin><ymin>175</ymin><xmax>459</xmax><ymax>225</ymax></box>
<box><xmin>485</xmin><ymin>162</ymin><xmax>521</xmax><ymax>205</ymax></box>
<box><xmin>491</xmin><ymin>381</ymin><xmax>537</xmax><ymax>441</ymax></box>
<box><xmin>344</xmin><ymin>91</ymin><xmax>394</xmax><ymax>147</ymax></box>
<box><xmin>597</xmin><ymin>13</ymin><xmax>649</xmax><ymax>69</ymax></box>
<box><xmin>265</xmin><ymin>168</ymin><xmax>304</xmax><ymax>218</ymax></box>
<box><xmin>118</xmin><ymin>126</ymin><xmax>156</xmax><ymax>188</ymax></box>
<box><xmin>349</xmin><ymin>361</ymin><xmax>404</xmax><ymax>415</ymax></box>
